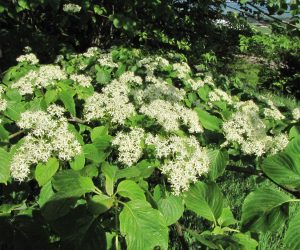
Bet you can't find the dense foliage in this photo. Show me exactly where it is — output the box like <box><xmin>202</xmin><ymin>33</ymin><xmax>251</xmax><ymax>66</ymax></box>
<box><xmin>0</xmin><ymin>46</ymin><xmax>299</xmax><ymax>249</ymax></box>
<box><xmin>1</xmin><ymin>0</ymin><xmax>300</xmax><ymax>249</ymax></box>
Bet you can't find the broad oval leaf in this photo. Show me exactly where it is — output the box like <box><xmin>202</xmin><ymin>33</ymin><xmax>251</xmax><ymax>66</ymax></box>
<box><xmin>52</xmin><ymin>170</ymin><xmax>97</xmax><ymax>197</ymax></box>
<box><xmin>41</xmin><ymin>192</ymin><xmax>78</xmax><ymax>221</ymax></box>
<box><xmin>241</xmin><ymin>188</ymin><xmax>291</xmax><ymax>232</ymax></box>
<box><xmin>35</xmin><ymin>157</ymin><xmax>59</xmax><ymax>186</ymax></box>
<box><xmin>96</xmin><ymin>68</ymin><xmax>111</xmax><ymax>84</ymax></box>
<box><xmin>194</xmin><ymin>108</ymin><xmax>222</xmax><ymax>132</ymax></box>
<box><xmin>91</xmin><ymin>126</ymin><xmax>108</xmax><ymax>141</ymax></box>
<box><xmin>207</xmin><ymin>149</ymin><xmax>228</xmax><ymax>180</ymax></box>
<box><xmin>217</xmin><ymin>207</ymin><xmax>237</xmax><ymax>227</ymax></box>
<box><xmin>0</xmin><ymin>148</ymin><xmax>11</xmax><ymax>184</ymax></box>
<box><xmin>284</xmin><ymin>210</ymin><xmax>300</xmax><ymax>250</ymax></box>
<box><xmin>119</xmin><ymin>200</ymin><xmax>168</xmax><ymax>250</ymax></box>
<box><xmin>50</xmin><ymin>205</ymin><xmax>106</xmax><ymax>249</ymax></box>
<box><xmin>184</xmin><ymin>181</ymin><xmax>223</xmax><ymax>223</ymax></box>
<box><xmin>88</xmin><ymin>194</ymin><xmax>114</xmax><ymax>215</ymax></box>
<box><xmin>59</xmin><ymin>90</ymin><xmax>76</xmax><ymax>116</ymax></box>
<box><xmin>83</xmin><ymin>144</ymin><xmax>106</xmax><ymax>163</ymax></box>
<box><xmin>157</xmin><ymin>195</ymin><xmax>184</xmax><ymax>226</ymax></box>
<box><xmin>102</xmin><ymin>163</ymin><xmax>118</xmax><ymax>196</ymax></box>
<box><xmin>69</xmin><ymin>152</ymin><xmax>86</xmax><ymax>171</ymax></box>
<box><xmin>261</xmin><ymin>152</ymin><xmax>300</xmax><ymax>191</ymax></box>
<box><xmin>117</xmin><ymin>180</ymin><xmax>146</xmax><ymax>200</ymax></box>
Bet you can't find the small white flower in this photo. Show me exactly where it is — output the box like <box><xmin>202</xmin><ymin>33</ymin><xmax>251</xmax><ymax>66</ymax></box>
<box><xmin>63</xmin><ymin>3</ymin><xmax>81</xmax><ymax>13</ymax></box>
<box><xmin>112</xmin><ymin>128</ymin><xmax>145</xmax><ymax>166</ymax></box>
<box><xmin>16</xmin><ymin>53</ymin><xmax>39</xmax><ymax>65</ymax></box>
<box><xmin>292</xmin><ymin>107</ymin><xmax>300</xmax><ymax>121</ymax></box>
<box><xmin>10</xmin><ymin>109</ymin><xmax>81</xmax><ymax>181</ymax></box>
<box><xmin>70</xmin><ymin>74</ymin><xmax>92</xmax><ymax>87</ymax></box>
<box><xmin>97</xmin><ymin>53</ymin><xmax>118</xmax><ymax>68</ymax></box>
<box><xmin>12</xmin><ymin>65</ymin><xmax>67</xmax><ymax>95</ymax></box>
<box><xmin>145</xmin><ymin>134</ymin><xmax>209</xmax><ymax>195</ymax></box>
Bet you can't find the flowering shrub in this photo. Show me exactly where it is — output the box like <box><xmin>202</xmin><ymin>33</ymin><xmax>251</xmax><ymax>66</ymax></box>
<box><xmin>1</xmin><ymin>47</ymin><xmax>300</xmax><ymax>249</ymax></box>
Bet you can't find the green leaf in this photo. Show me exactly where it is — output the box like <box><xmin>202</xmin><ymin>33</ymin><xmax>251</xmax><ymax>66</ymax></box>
<box><xmin>93</xmin><ymin>136</ymin><xmax>112</xmax><ymax>151</ymax></box>
<box><xmin>80</xmin><ymin>164</ymin><xmax>99</xmax><ymax>178</ymax></box>
<box><xmin>194</xmin><ymin>108</ymin><xmax>222</xmax><ymax>132</ymax></box>
<box><xmin>117</xmin><ymin>180</ymin><xmax>146</xmax><ymax>200</ymax></box>
<box><xmin>70</xmin><ymin>152</ymin><xmax>86</xmax><ymax>171</ymax></box>
<box><xmin>0</xmin><ymin>125</ymin><xmax>9</xmax><ymax>140</ymax></box>
<box><xmin>157</xmin><ymin>195</ymin><xmax>184</xmax><ymax>225</ymax></box>
<box><xmin>96</xmin><ymin>68</ymin><xmax>111</xmax><ymax>84</ymax></box>
<box><xmin>59</xmin><ymin>90</ymin><xmax>76</xmax><ymax>116</ymax></box>
<box><xmin>4</xmin><ymin>101</ymin><xmax>26</xmax><ymax>121</ymax></box>
<box><xmin>50</xmin><ymin>205</ymin><xmax>106</xmax><ymax>249</ymax></box>
<box><xmin>231</xmin><ymin>233</ymin><xmax>258</xmax><ymax>250</ymax></box>
<box><xmin>18</xmin><ymin>0</ymin><xmax>30</xmax><ymax>10</ymax></box>
<box><xmin>184</xmin><ymin>181</ymin><xmax>223</xmax><ymax>223</ymax></box>
<box><xmin>83</xmin><ymin>144</ymin><xmax>106</xmax><ymax>163</ymax></box>
<box><xmin>285</xmin><ymin>136</ymin><xmax>300</xmax><ymax>159</ymax></box>
<box><xmin>284</xmin><ymin>210</ymin><xmax>300</xmax><ymax>250</ymax></box>
<box><xmin>102</xmin><ymin>164</ymin><xmax>118</xmax><ymax>196</ymax></box>
<box><xmin>217</xmin><ymin>207</ymin><xmax>237</xmax><ymax>227</ymax></box>
<box><xmin>197</xmin><ymin>85</ymin><xmax>210</xmax><ymax>102</ymax></box>
<box><xmin>261</xmin><ymin>152</ymin><xmax>300</xmax><ymax>191</ymax></box>
<box><xmin>52</xmin><ymin>170</ymin><xmax>97</xmax><ymax>197</ymax></box>
<box><xmin>88</xmin><ymin>194</ymin><xmax>114</xmax><ymax>215</ymax></box>
<box><xmin>207</xmin><ymin>149</ymin><xmax>228</xmax><ymax>180</ymax></box>
<box><xmin>119</xmin><ymin>200</ymin><xmax>168</xmax><ymax>250</ymax></box>
<box><xmin>44</xmin><ymin>89</ymin><xmax>58</xmax><ymax>105</ymax></box>
<box><xmin>35</xmin><ymin>158</ymin><xmax>59</xmax><ymax>186</ymax></box>
<box><xmin>41</xmin><ymin>192</ymin><xmax>78</xmax><ymax>220</ymax></box>
<box><xmin>0</xmin><ymin>148</ymin><xmax>11</xmax><ymax>184</ymax></box>
<box><xmin>38</xmin><ymin>181</ymin><xmax>55</xmax><ymax>207</ymax></box>
<box><xmin>116</xmin><ymin>167</ymin><xmax>141</xmax><ymax>179</ymax></box>
<box><xmin>93</xmin><ymin>5</ymin><xmax>105</xmax><ymax>15</ymax></box>
<box><xmin>91</xmin><ymin>126</ymin><xmax>108</xmax><ymax>142</ymax></box>
<box><xmin>241</xmin><ymin>188</ymin><xmax>291</xmax><ymax>232</ymax></box>
<box><xmin>186</xmin><ymin>229</ymin><xmax>219</xmax><ymax>249</ymax></box>
<box><xmin>5</xmin><ymin>88</ymin><xmax>22</xmax><ymax>102</ymax></box>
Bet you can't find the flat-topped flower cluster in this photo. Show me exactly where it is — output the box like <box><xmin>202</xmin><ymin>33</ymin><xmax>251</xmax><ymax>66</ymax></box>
<box><xmin>10</xmin><ymin>105</ymin><xmax>81</xmax><ymax>181</ymax></box>
<box><xmin>0</xmin><ymin>48</ymin><xmax>298</xmax><ymax>194</ymax></box>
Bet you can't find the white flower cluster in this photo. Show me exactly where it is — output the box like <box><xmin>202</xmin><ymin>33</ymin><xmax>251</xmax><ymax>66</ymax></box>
<box><xmin>0</xmin><ymin>85</ymin><xmax>7</xmax><ymax>112</ymax></box>
<box><xmin>173</xmin><ymin>62</ymin><xmax>191</xmax><ymax>79</ymax></box>
<box><xmin>12</xmin><ymin>65</ymin><xmax>67</xmax><ymax>95</ymax></box>
<box><xmin>137</xmin><ymin>56</ymin><xmax>170</xmax><ymax>76</ymax></box>
<box><xmin>10</xmin><ymin>106</ymin><xmax>81</xmax><ymax>181</ymax></box>
<box><xmin>140</xmin><ymin>100</ymin><xmax>203</xmax><ymax>133</ymax></box>
<box><xmin>263</xmin><ymin>100</ymin><xmax>285</xmax><ymax>120</ymax></box>
<box><xmin>16</xmin><ymin>53</ymin><xmax>39</xmax><ymax>65</ymax></box>
<box><xmin>97</xmin><ymin>53</ymin><xmax>118</xmax><ymax>68</ymax></box>
<box><xmin>134</xmin><ymin>76</ymin><xmax>186</xmax><ymax>104</ymax></box>
<box><xmin>223</xmin><ymin>101</ymin><xmax>288</xmax><ymax>156</ymax></box>
<box><xmin>70</xmin><ymin>74</ymin><xmax>92</xmax><ymax>87</ymax></box>
<box><xmin>119</xmin><ymin>71</ymin><xmax>143</xmax><ymax>86</ymax></box>
<box><xmin>83</xmin><ymin>47</ymin><xmax>100</xmax><ymax>58</ymax></box>
<box><xmin>269</xmin><ymin>133</ymin><xmax>289</xmax><ymax>155</ymax></box>
<box><xmin>146</xmin><ymin>134</ymin><xmax>209</xmax><ymax>195</ymax></box>
<box><xmin>84</xmin><ymin>78</ymin><xmax>136</xmax><ymax>124</ymax></box>
<box><xmin>186</xmin><ymin>78</ymin><xmax>205</xmax><ymax>91</ymax></box>
<box><xmin>63</xmin><ymin>3</ymin><xmax>81</xmax><ymax>13</ymax></box>
<box><xmin>208</xmin><ymin>88</ymin><xmax>233</xmax><ymax>105</ymax></box>
<box><xmin>112</xmin><ymin>128</ymin><xmax>145</xmax><ymax>166</ymax></box>
<box><xmin>292</xmin><ymin>107</ymin><xmax>300</xmax><ymax>121</ymax></box>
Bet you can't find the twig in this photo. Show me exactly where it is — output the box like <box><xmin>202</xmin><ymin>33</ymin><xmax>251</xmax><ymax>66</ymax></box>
<box><xmin>67</xmin><ymin>117</ymin><xmax>88</xmax><ymax>125</ymax></box>
<box><xmin>8</xmin><ymin>130</ymin><xmax>24</xmax><ymax>140</ymax></box>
